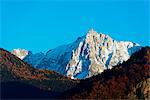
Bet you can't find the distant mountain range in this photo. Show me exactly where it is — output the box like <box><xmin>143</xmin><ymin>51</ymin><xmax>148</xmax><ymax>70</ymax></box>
<box><xmin>12</xmin><ymin>29</ymin><xmax>141</xmax><ymax>79</ymax></box>
<box><xmin>1</xmin><ymin>46</ymin><xmax>150</xmax><ymax>99</ymax></box>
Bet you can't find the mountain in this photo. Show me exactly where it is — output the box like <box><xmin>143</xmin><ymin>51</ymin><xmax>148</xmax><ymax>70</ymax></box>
<box><xmin>62</xmin><ymin>47</ymin><xmax>150</xmax><ymax>99</ymax></box>
<box><xmin>1</xmin><ymin>47</ymin><xmax>149</xmax><ymax>99</ymax></box>
<box><xmin>0</xmin><ymin>48</ymin><xmax>78</xmax><ymax>98</ymax></box>
<box><xmin>21</xmin><ymin>29</ymin><xmax>141</xmax><ymax>79</ymax></box>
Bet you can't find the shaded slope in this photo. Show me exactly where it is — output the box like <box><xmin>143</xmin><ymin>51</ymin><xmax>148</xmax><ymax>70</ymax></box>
<box><xmin>62</xmin><ymin>47</ymin><xmax>150</xmax><ymax>99</ymax></box>
<box><xmin>0</xmin><ymin>48</ymin><xmax>78</xmax><ymax>95</ymax></box>
<box><xmin>1</xmin><ymin>81</ymin><xmax>59</xmax><ymax>99</ymax></box>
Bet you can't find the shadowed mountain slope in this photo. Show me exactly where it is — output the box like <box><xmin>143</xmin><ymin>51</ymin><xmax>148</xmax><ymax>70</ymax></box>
<box><xmin>0</xmin><ymin>48</ymin><xmax>78</xmax><ymax>98</ymax></box>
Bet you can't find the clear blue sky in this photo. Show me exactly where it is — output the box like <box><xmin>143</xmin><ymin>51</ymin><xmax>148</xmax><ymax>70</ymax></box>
<box><xmin>1</xmin><ymin>0</ymin><xmax>149</xmax><ymax>53</ymax></box>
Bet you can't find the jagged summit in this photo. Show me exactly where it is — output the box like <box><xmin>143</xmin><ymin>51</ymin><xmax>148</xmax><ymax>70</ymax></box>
<box><xmin>87</xmin><ymin>28</ymin><xmax>97</xmax><ymax>35</ymax></box>
<box><xmin>86</xmin><ymin>28</ymin><xmax>103</xmax><ymax>39</ymax></box>
<box><xmin>85</xmin><ymin>28</ymin><xmax>113</xmax><ymax>46</ymax></box>
<box><xmin>13</xmin><ymin>29</ymin><xmax>141</xmax><ymax>79</ymax></box>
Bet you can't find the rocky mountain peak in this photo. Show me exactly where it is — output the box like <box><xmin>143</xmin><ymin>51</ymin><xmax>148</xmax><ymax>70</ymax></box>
<box><xmin>65</xmin><ymin>30</ymin><xmax>141</xmax><ymax>78</ymax></box>
<box><xmin>85</xmin><ymin>29</ymin><xmax>113</xmax><ymax>48</ymax></box>
<box><xmin>86</xmin><ymin>28</ymin><xmax>98</xmax><ymax>35</ymax></box>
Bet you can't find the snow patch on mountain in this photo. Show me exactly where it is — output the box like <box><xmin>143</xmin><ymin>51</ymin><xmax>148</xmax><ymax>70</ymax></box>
<box><xmin>11</xmin><ymin>49</ymin><xmax>28</xmax><ymax>59</ymax></box>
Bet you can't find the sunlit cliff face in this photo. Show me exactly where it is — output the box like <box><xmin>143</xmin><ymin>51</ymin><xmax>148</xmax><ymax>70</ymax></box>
<box><xmin>66</xmin><ymin>29</ymin><xmax>140</xmax><ymax>78</ymax></box>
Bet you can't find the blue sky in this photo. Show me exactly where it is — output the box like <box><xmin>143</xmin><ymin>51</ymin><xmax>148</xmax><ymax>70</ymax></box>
<box><xmin>1</xmin><ymin>0</ymin><xmax>149</xmax><ymax>53</ymax></box>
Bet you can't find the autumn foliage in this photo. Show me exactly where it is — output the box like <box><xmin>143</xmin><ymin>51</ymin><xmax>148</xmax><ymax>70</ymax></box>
<box><xmin>0</xmin><ymin>48</ymin><xmax>78</xmax><ymax>92</ymax></box>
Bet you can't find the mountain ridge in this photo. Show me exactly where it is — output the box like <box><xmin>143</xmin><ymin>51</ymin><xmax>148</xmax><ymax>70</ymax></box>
<box><xmin>12</xmin><ymin>29</ymin><xmax>141</xmax><ymax>79</ymax></box>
